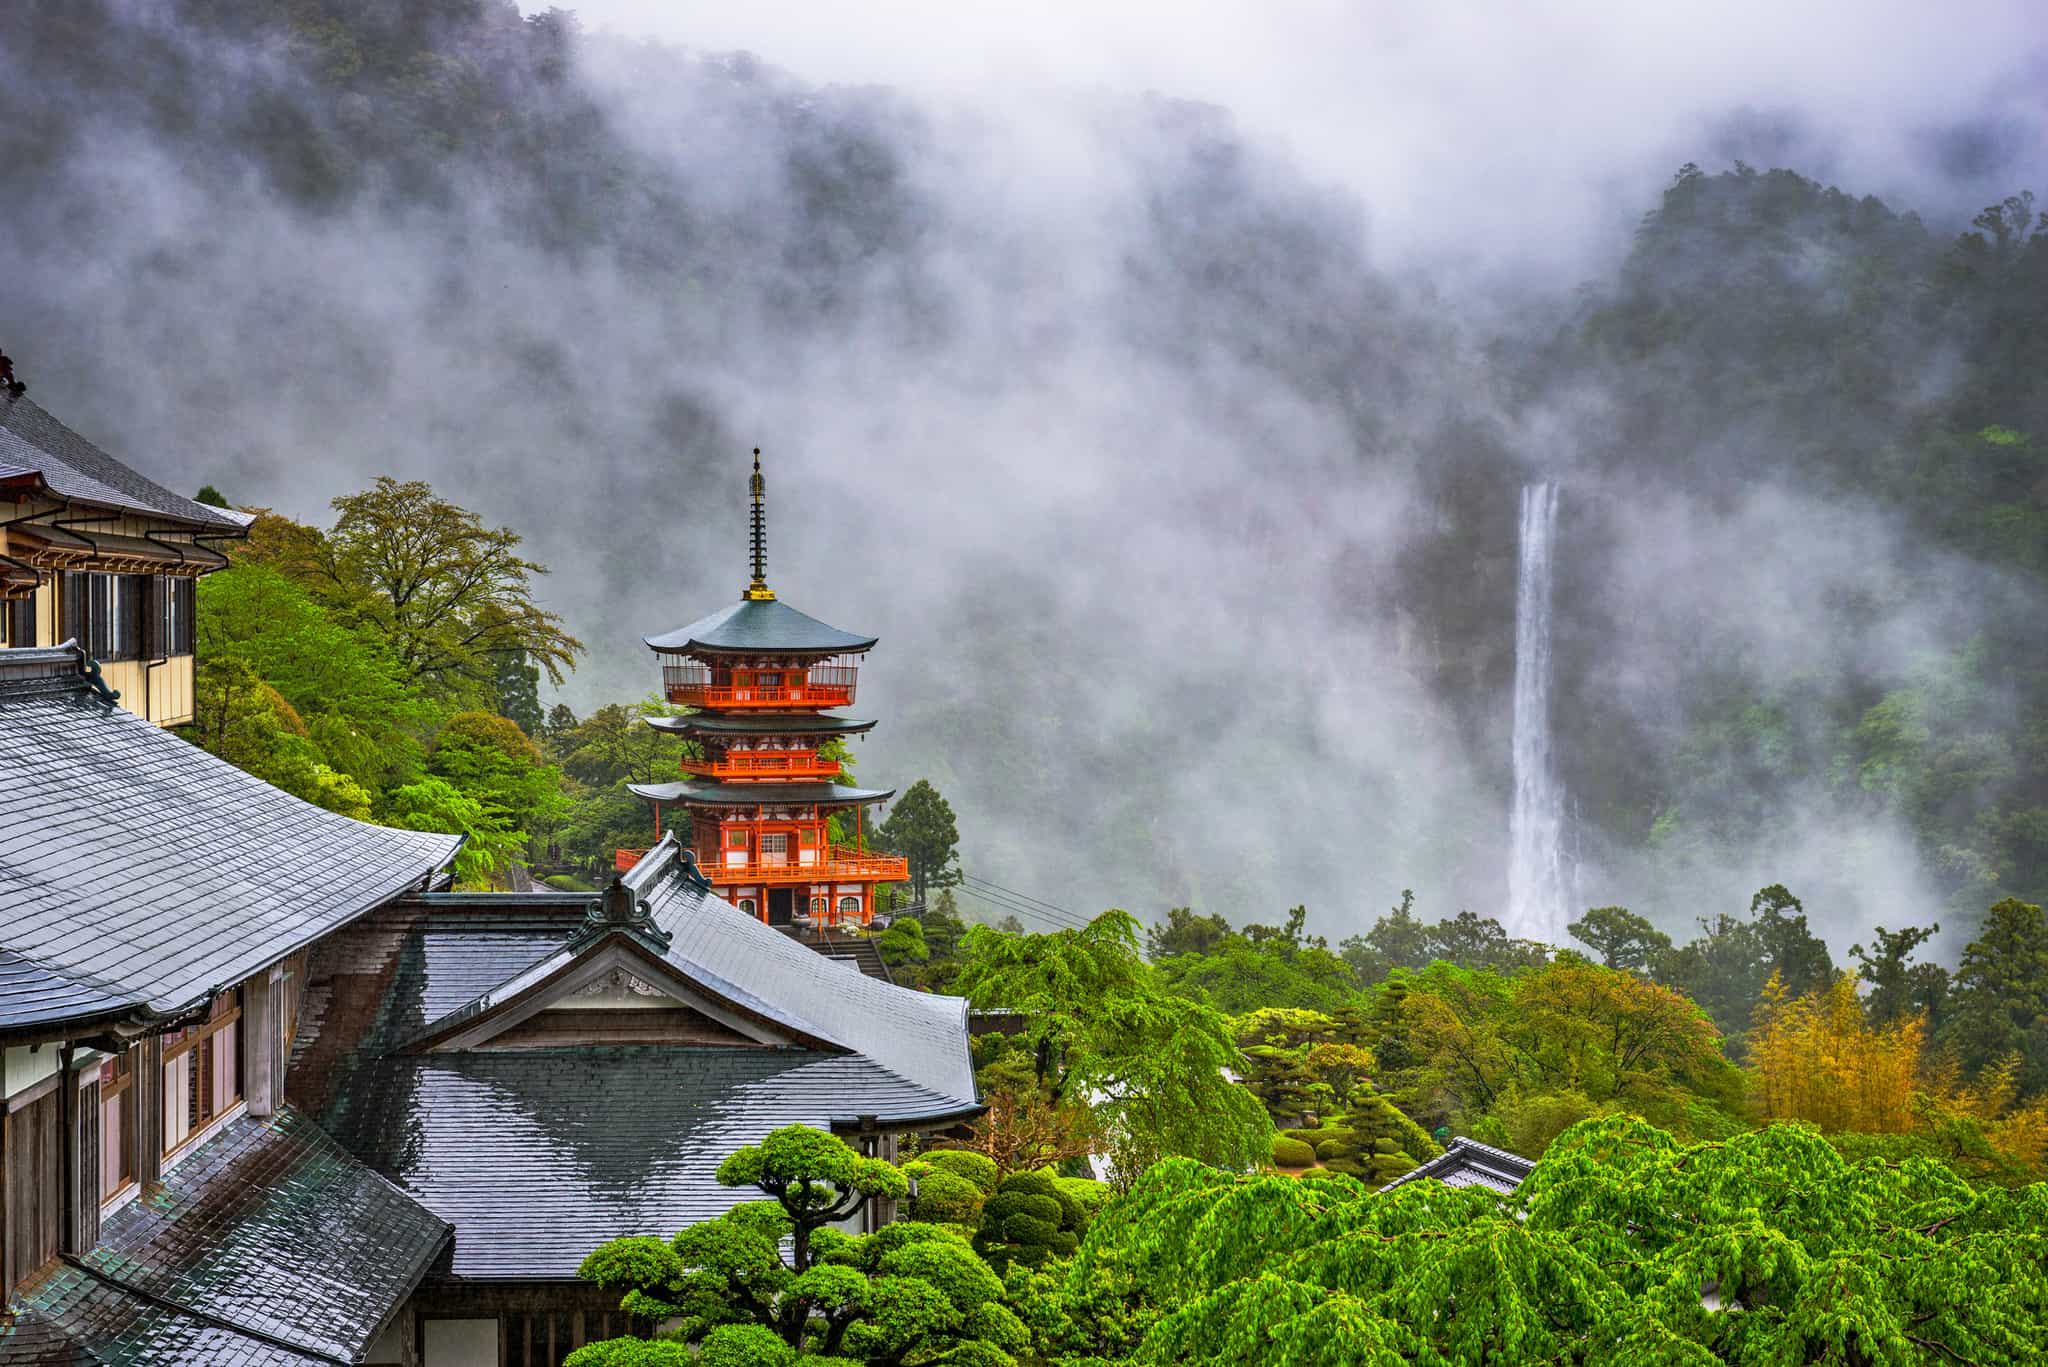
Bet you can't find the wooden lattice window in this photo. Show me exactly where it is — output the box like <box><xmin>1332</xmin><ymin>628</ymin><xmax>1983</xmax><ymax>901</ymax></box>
<box><xmin>98</xmin><ymin>1050</ymin><xmax>136</xmax><ymax>1202</ymax></box>
<box><xmin>162</xmin><ymin>990</ymin><xmax>242</xmax><ymax>1156</ymax></box>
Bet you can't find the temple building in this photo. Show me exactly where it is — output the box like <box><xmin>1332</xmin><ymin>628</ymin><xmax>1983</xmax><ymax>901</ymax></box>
<box><xmin>0</xmin><ymin>386</ymin><xmax>244</xmax><ymax>725</ymax></box>
<box><xmin>1</xmin><ymin>443</ymin><xmax>979</xmax><ymax>1365</ymax></box>
<box><xmin>0</xmin><ymin>644</ymin><xmax>461</xmax><ymax>1362</ymax></box>
<box><xmin>623</xmin><ymin>451</ymin><xmax>909</xmax><ymax>927</ymax></box>
<box><xmin>1379</xmin><ymin>1136</ymin><xmax>1535</xmax><ymax>1196</ymax></box>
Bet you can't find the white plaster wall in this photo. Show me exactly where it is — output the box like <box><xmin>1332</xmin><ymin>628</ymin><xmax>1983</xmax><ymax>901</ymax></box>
<box><xmin>423</xmin><ymin>1319</ymin><xmax>497</xmax><ymax>1367</ymax></box>
<box><xmin>3</xmin><ymin>1044</ymin><xmax>60</xmax><ymax>1100</ymax></box>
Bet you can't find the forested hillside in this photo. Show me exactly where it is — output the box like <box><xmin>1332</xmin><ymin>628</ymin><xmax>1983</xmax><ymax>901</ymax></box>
<box><xmin>1</xmin><ymin>0</ymin><xmax>2043</xmax><ymax>944</ymax></box>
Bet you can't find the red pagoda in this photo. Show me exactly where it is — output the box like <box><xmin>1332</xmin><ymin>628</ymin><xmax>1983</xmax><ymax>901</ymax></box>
<box><xmin>622</xmin><ymin>451</ymin><xmax>909</xmax><ymax>927</ymax></box>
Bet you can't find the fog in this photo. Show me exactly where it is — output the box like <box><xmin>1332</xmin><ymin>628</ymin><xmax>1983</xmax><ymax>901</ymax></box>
<box><xmin>2</xmin><ymin>0</ymin><xmax>2043</xmax><ymax>952</ymax></box>
<box><xmin>572</xmin><ymin>0</ymin><xmax>2048</xmax><ymax>274</ymax></box>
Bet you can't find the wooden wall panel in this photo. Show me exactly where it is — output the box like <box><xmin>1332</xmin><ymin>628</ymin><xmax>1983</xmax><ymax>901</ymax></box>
<box><xmin>2</xmin><ymin>1085</ymin><xmax>61</xmax><ymax>1299</ymax></box>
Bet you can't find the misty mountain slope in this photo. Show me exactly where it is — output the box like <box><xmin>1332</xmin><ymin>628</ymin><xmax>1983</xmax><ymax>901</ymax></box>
<box><xmin>0</xmin><ymin>0</ymin><xmax>2042</xmax><ymax>947</ymax></box>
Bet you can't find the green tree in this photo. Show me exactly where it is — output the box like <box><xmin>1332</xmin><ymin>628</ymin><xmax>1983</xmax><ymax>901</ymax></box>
<box><xmin>195</xmin><ymin>562</ymin><xmax>430</xmax><ymax>792</ymax></box>
<box><xmin>429</xmin><ymin>708</ymin><xmax>567</xmax><ymax>843</ymax></box>
<box><xmin>554</xmin><ymin>696</ymin><xmax>692</xmax><ymax>788</ymax></box>
<box><xmin>874</xmin><ymin>778</ymin><xmax>961</xmax><ymax>904</ymax></box>
<box><xmin>1567</xmin><ymin>904</ymin><xmax>1672</xmax><ymax>973</ymax></box>
<box><xmin>493</xmin><ymin>645</ymin><xmax>543</xmax><ymax>734</ymax></box>
<box><xmin>972</xmin><ymin>1169</ymin><xmax>1085</xmax><ymax>1273</ymax></box>
<box><xmin>876</xmin><ymin>916</ymin><xmax>931</xmax><ymax>974</ymax></box>
<box><xmin>310</xmin><ymin>476</ymin><xmax>583</xmax><ymax>697</ymax></box>
<box><xmin>1425</xmin><ymin>910</ymin><xmax>1549</xmax><ymax>972</ymax></box>
<box><xmin>1750</xmin><ymin>883</ymin><xmax>1834</xmax><ymax>998</ymax></box>
<box><xmin>952</xmin><ymin>910</ymin><xmax>1272</xmax><ymax>1184</ymax></box>
<box><xmin>1944</xmin><ymin>897</ymin><xmax>2048</xmax><ymax>1093</ymax></box>
<box><xmin>1145</xmin><ymin>906</ymin><xmax>1232</xmax><ymax>959</ymax></box>
<box><xmin>1064</xmin><ymin>1114</ymin><xmax>2048</xmax><ymax>1365</ymax></box>
<box><xmin>574</xmin><ymin>1126</ymin><xmax>1034</xmax><ymax>1363</ymax></box>
<box><xmin>1338</xmin><ymin>889</ymin><xmax>1432</xmax><ymax>982</ymax></box>
<box><xmin>1153</xmin><ymin>926</ymin><xmax>1359</xmax><ymax>1016</ymax></box>
<box><xmin>383</xmin><ymin>775</ymin><xmax>522</xmax><ymax>888</ymax></box>
<box><xmin>1851</xmin><ymin>922</ymin><xmax>1949</xmax><ymax>1028</ymax></box>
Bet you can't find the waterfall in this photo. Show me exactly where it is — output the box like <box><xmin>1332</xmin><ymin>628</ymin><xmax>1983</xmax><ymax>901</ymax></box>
<box><xmin>1507</xmin><ymin>483</ymin><xmax>1567</xmax><ymax>943</ymax></box>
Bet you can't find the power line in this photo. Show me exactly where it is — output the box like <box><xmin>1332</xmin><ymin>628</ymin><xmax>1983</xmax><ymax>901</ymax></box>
<box><xmin>954</xmin><ymin>883</ymin><xmax>1089</xmax><ymax>932</ymax></box>
<box><xmin>962</xmin><ymin>873</ymin><xmax>1089</xmax><ymax>926</ymax></box>
<box><xmin>954</xmin><ymin>872</ymin><xmax>1092</xmax><ymax>931</ymax></box>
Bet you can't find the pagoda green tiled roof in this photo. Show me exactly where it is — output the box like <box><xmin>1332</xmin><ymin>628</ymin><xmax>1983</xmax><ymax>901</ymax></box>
<box><xmin>643</xmin><ymin>596</ymin><xmax>876</xmax><ymax>656</ymax></box>
<box><xmin>647</xmin><ymin>711</ymin><xmax>877</xmax><ymax>738</ymax></box>
<box><xmin>625</xmin><ymin>778</ymin><xmax>893</xmax><ymax>806</ymax></box>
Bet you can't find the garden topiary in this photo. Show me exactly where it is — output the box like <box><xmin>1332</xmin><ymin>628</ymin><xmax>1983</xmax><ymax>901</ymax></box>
<box><xmin>902</xmin><ymin>1162</ymin><xmax>986</xmax><ymax>1225</ymax></box>
<box><xmin>922</xmin><ymin>1148</ymin><xmax>1001</xmax><ymax>1195</ymax></box>
<box><xmin>973</xmin><ymin>1169</ymin><xmax>1084</xmax><ymax>1271</ymax></box>
<box><xmin>1271</xmin><ymin>1135</ymin><xmax>1318</xmax><ymax>1168</ymax></box>
<box><xmin>1053</xmin><ymin>1175</ymin><xmax>1113</xmax><ymax>1225</ymax></box>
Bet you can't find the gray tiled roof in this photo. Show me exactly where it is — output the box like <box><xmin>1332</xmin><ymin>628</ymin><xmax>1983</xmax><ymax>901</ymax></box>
<box><xmin>628</xmin><ymin>838</ymin><xmax>977</xmax><ymax>1103</ymax></box>
<box><xmin>0</xmin><ymin>394</ymin><xmax>240</xmax><ymax>528</ymax></box>
<box><xmin>1378</xmin><ymin>1136</ymin><xmax>1536</xmax><ymax>1196</ymax></box>
<box><xmin>643</xmin><ymin>597</ymin><xmax>876</xmax><ymax>655</ymax></box>
<box><xmin>625</xmin><ymin>778</ymin><xmax>894</xmax><ymax>806</ymax></box>
<box><xmin>408</xmin><ymin>909</ymin><xmax>586</xmax><ymax>1020</ymax></box>
<box><xmin>0</xmin><ymin>947</ymin><xmax>129</xmax><ymax>1032</ymax></box>
<box><xmin>331</xmin><ymin>1047</ymin><xmax>970</xmax><ymax>1280</ymax></box>
<box><xmin>82</xmin><ymin>1107</ymin><xmax>450</xmax><ymax>1361</ymax></box>
<box><xmin>293</xmin><ymin>852</ymin><xmax>980</xmax><ymax>1281</ymax></box>
<box><xmin>0</xmin><ymin>647</ymin><xmax>462</xmax><ymax>1036</ymax></box>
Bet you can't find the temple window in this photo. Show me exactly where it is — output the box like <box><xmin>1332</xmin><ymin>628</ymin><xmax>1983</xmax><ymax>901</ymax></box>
<box><xmin>98</xmin><ymin>1049</ymin><xmax>136</xmax><ymax>1203</ymax></box>
<box><xmin>162</xmin><ymin>989</ymin><xmax>242</xmax><ymax>1156</ymax></box>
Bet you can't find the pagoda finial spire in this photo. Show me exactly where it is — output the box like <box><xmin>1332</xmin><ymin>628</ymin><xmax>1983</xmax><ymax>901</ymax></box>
<box><xmin>745</xmin><ymin>447</ymin><xmax>775</xmax><ymax>601</ymax></box>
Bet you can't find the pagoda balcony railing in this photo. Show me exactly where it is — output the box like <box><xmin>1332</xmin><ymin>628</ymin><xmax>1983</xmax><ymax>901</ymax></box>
<box><xmin>661</xmin><ymin>663</ymin><xmax>857</xmax><ymax>710</ymax></box>
<box><xmin>614</xmin><ymin>845</ymin><xmax>908</xmax><ymax>883</ymax></box>
<box><xmin>677</xmin><ymin>753</ymin><xmax>845</xmax><ymax>781</ymax></box>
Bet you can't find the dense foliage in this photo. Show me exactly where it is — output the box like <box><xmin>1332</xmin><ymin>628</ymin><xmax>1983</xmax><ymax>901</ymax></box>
<box><xmin>575</xmin><ymin>1116</ymin><xmax>2048</xmax><ymax>1366</ymax></box>
<box><xmin>952</xmin><ymin>911</ymin><xmax>1274</xmax><ymax>1184</ymax></box>
<box><xmin>572</xmin><ymin>1126</ymin><xmax>1032</xmax><ymax>1366</ymax></box>
<box><xmin>183</xmin><ymin>479</ymin><xmax>928</xmax><ymax>890</ymax></box>
<box><xmin>1062</xmin><ymin>1116</ymin><xmax>2048</xmax><ymax>1365</ymax></box>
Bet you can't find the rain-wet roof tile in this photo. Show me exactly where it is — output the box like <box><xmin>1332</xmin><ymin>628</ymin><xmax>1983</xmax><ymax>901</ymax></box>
<box><xmin>328</xmin><ymin>1047</ymin><xmax>973</xmax><ymax>1280</ymax></box>
<box><xmin>81</xmin><ymin>1107</ymin><xmax>450</xmax><ymax>1361</ymax></box>
<box><xmin>0</xmin><ymin>1265</ymin><xmax>332</xmax><ymax>1365</ymax></box>
<box><xmin>292</xmin><ymin>851</ymin><xmax>982</xmax><ymax>1280</ymax></box>
<box><xmin>627</xmin><ymin>840</ymin><xmax>977</xmax><ymax>1103</ymax></box>
<box><xmin>0</xmin><ymin>647</ymin><xmax>462</xmax><ymax>1037</ymax></box>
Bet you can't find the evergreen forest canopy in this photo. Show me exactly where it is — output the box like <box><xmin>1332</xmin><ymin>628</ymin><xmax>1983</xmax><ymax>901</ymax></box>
<box><xmin>1</xmin><ymin>6</ymin><xmax>2046</xmax><ymax>952</ymax></box>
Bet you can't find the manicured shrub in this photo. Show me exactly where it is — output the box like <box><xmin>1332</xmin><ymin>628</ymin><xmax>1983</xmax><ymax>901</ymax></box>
<box><xmin>1271</xmin><ymin>1135</ymin><xmax>1318</xmax><ymax>1168</ymax></box>
<box><xmin>1054</xmin><ymin>1176</ymin><xmax>1114</xmax><ymax>1224</ymax></box>
<box><xmin>698</xmin><ymin>1325</ymin><xmax>794</xmax><ymax>1367</ymax></box>
<box><xmin>905</xmin><ymin>1163</ymin><xmax>985</xmax><ymax>1225</ymax></box>
<box><xmin>923</xmin><ymin>1149</ymin><xmax>1001</xmax><ymax>1194</ymax></box>
<box><xmin>974</xmin><ymin>1170</ymin><xmax>1086</xmax><ymax>1272</ymax></box>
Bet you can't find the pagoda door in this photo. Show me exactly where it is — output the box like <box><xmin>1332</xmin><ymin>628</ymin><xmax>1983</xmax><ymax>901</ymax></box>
<box><xmin>767</xmin><ymin>887</ymin><xmax>796</xmax><ymax>927</ymax></box>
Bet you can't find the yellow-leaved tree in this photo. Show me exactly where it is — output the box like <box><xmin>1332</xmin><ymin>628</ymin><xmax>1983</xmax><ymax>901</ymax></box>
<box><xmin>1752</xmin><ymin>971</ymin><xmax>1922</xmax><ymax>1133</ymax></box>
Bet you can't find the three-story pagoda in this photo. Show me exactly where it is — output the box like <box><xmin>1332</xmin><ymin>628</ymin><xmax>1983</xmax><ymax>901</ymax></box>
<box><xmin>623</xmin><ymin>451</ymin><xmax>909</xmax><ymax>927</ymax></box>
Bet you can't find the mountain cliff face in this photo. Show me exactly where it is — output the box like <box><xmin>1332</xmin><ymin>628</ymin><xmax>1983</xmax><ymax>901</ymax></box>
<box><xmin>2</xmin><ymin>0</ymin><xmax>2042</xmax><ymax>942</ymax></box>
